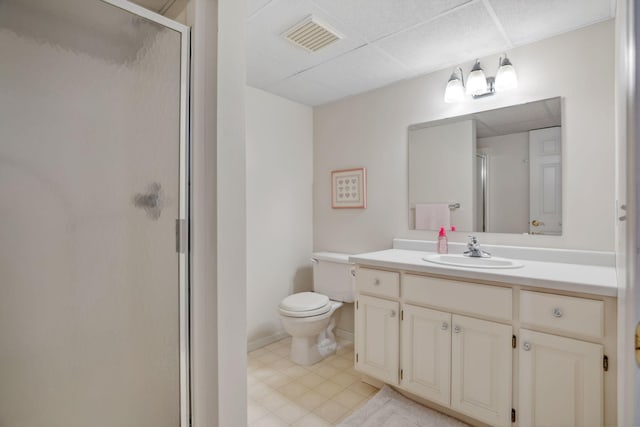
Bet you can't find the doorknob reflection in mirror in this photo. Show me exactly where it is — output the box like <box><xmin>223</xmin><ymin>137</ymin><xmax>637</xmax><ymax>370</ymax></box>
<box><xmin>531</xmin><ymin>220</ymin><xmax>545</xmax><ymax>227</ymax></box>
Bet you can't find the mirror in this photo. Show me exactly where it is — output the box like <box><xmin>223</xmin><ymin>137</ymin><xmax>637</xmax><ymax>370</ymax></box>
<box><xmin>409</xmin><ymin>97</ymin><xmax>562</xmax><ymax>235</ymax></box>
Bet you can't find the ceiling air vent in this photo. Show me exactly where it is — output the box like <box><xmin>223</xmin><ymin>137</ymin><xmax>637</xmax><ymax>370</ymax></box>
<box><xmin>282</xmin><ymin>16</ymin><xmax>343</xmax><ymax>52</ymax></box>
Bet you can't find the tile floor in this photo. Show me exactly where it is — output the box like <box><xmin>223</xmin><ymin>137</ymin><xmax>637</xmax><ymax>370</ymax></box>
<box><xmin>247</xmin><ymin>337</ymin><xmax>378</xmax><ymax>426</ymax></box>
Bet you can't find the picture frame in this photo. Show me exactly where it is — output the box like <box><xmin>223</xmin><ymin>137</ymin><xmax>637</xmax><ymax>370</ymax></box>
<box><xmin>331</xmin><ymin>167</ymin><xmax>367</xmax><ymax>209</ymax></box>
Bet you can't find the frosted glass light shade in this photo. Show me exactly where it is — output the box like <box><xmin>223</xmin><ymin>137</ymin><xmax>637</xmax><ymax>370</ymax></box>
<box><xmin>444</xmin><ymin>76</ymin><xmax>464</xmax><ymax>103</ymax></box>
<box><xmin>495</xmin><ymin>62</ymin><xmax>518</xmax><ymax>91</ymax></box>
<box><xmin>465</xmin><ymin>61</ymin><xmax>487</xmax><ymax>95</ymax></box>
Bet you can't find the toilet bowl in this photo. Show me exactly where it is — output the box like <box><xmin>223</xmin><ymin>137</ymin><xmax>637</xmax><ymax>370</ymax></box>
<box><xmin>278</xmin><ymin>252</ymin><xmax>354</xmax><ymax>366</ymax></box>
<box><xmin>279</xmin><ymin>292</ymin><xmax>343</xmax><ymax>366</ymax></box>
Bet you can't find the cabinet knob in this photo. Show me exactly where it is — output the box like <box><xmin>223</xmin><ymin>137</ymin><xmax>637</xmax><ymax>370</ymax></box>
<box><xmin>552</xmin><ymin>308</ymin><xmax>563</xmax><ymax>318</ymax></box>
<box><xmin>523</xmin><ymin>342</ymin><xmax>531</xmax><ymax>351</ymax></box>
<box><xmin>453</xmin><ymin>325</ymin><xmax>461</xmax><ymax>334</ymax></box>
<box><xmin>374</xmin><ymin>278</ymin><xmax>380</xmax><ymax>285</ymax></box>
<box><xmin>441</xmin><ymin>322</ymin><xmax>449</xmax><ymax>331</ymax></box>
<box><xmin>390</xmin><ymin>310</ymin><xmax>396</xmax><ymax>318</ymax></box>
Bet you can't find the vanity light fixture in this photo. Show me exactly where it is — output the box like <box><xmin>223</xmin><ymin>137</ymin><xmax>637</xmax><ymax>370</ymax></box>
<box><xmin>465</xmin><ymin>59</ymin><xmax>488</xmax><ymax>96</ymax></box>
<box><xmin>495</xmin><ymin>54</ymin><xmax>518</xmax><ymax>91</ymax></box>
<box><xmin>444</xmin><ymin>54</ymin><xmax>518</xmax><ymax>103</ymax></box>
<box><xmin>443</xmin><ymin>67</ymin><xmax>465</xmax><ymax>103</ymax></box>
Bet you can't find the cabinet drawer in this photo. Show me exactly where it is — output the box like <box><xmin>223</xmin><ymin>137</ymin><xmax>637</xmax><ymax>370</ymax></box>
<box><xmin>403</xmin><ymin>274</ymin><xmax>512</xmax><ymax>322</ymax></box>
<box><xmin>520</xmin><ymin>291</ymin><xmax>604</xmax><ymax>339</ymax></box>
<box><xmin>356</xmin><ymin>268</ymin><xmax>399</xmax><ymax>298</ymax></box>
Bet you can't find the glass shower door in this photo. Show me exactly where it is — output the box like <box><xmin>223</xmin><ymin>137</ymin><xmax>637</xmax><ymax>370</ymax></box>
<box><xmin>0</xmin><ymin>1</ymin><xmax>189</xmax><ymax>426</ymax></box>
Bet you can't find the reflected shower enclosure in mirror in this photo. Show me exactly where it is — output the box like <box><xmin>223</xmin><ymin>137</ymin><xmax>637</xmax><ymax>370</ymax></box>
<box><xmin>408</xmin><ymin>97</ymin><xmax>562</xmax><ymax>235</ymax></box>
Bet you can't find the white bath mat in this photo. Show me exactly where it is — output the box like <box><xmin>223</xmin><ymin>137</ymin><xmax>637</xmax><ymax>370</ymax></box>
<box><xmin>337</xmin><ymin>385</ymin><xmax>470</xmax><ymax>427</ymax></box>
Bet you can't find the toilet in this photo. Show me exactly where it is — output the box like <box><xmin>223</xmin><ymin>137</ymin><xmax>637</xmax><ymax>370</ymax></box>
<box><xmin>278</xmin><ymin>252</ymin><xmax>354</xmax><ymax>366</ymax></box>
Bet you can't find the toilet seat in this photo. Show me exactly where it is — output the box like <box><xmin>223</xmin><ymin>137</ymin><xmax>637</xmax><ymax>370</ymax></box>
<box><xmin>279</xmin><ymin>292</ymin><xmax>331</xmax><ymax>318</ymax></box>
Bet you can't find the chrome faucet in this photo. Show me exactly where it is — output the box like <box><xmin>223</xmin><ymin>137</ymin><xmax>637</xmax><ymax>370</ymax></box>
<box><xmin>464</xmin><ymin>235</ymin><xmax>491</xmax><ymax>258</ymax></box>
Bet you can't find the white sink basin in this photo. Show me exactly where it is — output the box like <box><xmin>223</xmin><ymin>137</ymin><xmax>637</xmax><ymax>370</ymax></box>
<box><xmin>423</xmin><ymin>254</ymin><xmax>524</xmax><ymax>269</ymax></box>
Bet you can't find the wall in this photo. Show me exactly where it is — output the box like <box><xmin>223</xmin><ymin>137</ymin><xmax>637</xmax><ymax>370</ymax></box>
<box><xmin>214</xmin><ymin>0</ymin><xmax>248</xmax><ymax>424</ymax></box>
<box><xmin>246</xmin><ymin>86</ymin><xmax>314</xmax><ymax>349</ymax></box>
<box><xmin>314</xmin><ymin>20</ymin><xmax>616</xmax><ymax>254</ymax></box>
<box><xmin>188</xmin><ymin>0</ymin><xmax>247</xmax><ymax>425</ymax></box>
<box><xmin>477</xmin><ymin>132</ymin><xmax>530</xmax><ymax>233</ymax></box>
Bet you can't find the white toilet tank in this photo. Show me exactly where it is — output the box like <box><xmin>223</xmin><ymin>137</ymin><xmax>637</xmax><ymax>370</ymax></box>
<box><xmin>311</xmin><ymin>252</ymin><xmax>354</xmax><ymax>303</ymax></box>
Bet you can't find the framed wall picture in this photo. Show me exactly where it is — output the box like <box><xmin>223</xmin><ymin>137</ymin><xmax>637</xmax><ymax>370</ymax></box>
<box><xmin>331</xmin><ymin>168</ymin><xmax>366</xmax><ymax>209</ymax></box>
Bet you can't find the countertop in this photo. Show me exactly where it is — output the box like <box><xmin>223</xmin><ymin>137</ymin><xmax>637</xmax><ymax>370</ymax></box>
<box><xmin>349</xmin><ymin>249</ymin><xmax>618</xmax><ymax>297</ymax></box>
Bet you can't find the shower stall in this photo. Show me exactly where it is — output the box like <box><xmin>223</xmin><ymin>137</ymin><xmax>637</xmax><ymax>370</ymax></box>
<box><xmin>0</xmin><ymin>0</ymin><xmax>190</xmax><ymax>426</ymax></box>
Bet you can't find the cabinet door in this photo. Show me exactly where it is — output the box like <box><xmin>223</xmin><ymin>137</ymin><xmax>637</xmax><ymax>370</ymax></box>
<box><xmin>519</xmin><ymin>329</ymin><xmax>603</xmax><ymax>427</ymax></box>
<box><xmin>355</xmin><ymin>295</ymin><xmax>399</xmax><ymax>384</ymax></box>
<box><xmin>401</xmin><ymin>304</ymin><xmax>451</xmax><ymax>406</ymax></box>
<box><xmin>451</xmin><ymin>315</ymin><xmax>512</xmax><ymax>427</ymax></box>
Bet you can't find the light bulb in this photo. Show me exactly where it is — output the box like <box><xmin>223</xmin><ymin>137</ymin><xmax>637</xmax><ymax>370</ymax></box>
<box><xmin>495</xmin><ymin>56</ymin><xmax>518</xmax><ymax>92</ymax></box>
<box><xmin>465</xmin><ymin>60</ymin><xmax>487</xmax><ymax>96</ymax></box>
<box><xmin>444</xmin><ymin>71</ymin><xmax>464</xmax><ymax>103</ymax></box>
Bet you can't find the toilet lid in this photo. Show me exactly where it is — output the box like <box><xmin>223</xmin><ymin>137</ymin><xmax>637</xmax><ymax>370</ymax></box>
<box><xmin>279</xmin><ymin>292</ymin><xmax>330</xmax><ymax>313</ymax></box>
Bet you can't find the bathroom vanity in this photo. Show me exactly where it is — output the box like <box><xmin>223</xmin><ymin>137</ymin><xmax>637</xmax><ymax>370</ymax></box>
<box><xmin>350</xmin><ymin>241</ymin><xmax>617</xmax><ymax>427</ymax></box>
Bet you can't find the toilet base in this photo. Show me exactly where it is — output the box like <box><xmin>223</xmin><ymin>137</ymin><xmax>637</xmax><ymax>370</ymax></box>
<box><xmin>280</xmin><ymin>300</ymin><xmax>343</xmax><ymax>366</ymax></box>
<box><xmin>290</xmin><ymin>335</ymin><xmax>325</xmax><ymax>366</ymax></box>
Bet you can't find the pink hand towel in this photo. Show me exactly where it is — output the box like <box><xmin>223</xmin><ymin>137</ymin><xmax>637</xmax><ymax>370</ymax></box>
<box><xmin>415</xmin><ymin>204</ymin><xmax>451</xmax><ymax>230</ymax></box>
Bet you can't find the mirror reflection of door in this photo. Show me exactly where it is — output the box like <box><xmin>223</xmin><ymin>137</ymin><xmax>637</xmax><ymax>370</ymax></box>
<box><xmin>408</xmin><ymin>97</ymin><xmax>562</xmax><ymax>235</ymax></box>
<box><xmin>529</xmin><ymin>127</ymin><xmax>562</xmax><ymax>235</ymax></box>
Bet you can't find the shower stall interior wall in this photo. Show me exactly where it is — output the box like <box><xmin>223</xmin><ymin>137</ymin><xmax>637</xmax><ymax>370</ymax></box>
<box><xmin>0</xmin><ymin>1</ymin><xmax>190</xmax><ymax>426</ymax></box>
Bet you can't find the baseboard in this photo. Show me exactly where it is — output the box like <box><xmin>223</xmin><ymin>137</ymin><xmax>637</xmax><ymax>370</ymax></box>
<box><xmin>336</xmin><ymin>328</ymin><xmax>353</xmax><ymax>342</ymax></box>
<box><xmin>248</xmin><ymin>329</ymin><xmax>352</xmax><ymax>353</ymax></box>
<box><xmin>247</xmin><ymin>331</ymin><xmax>289</xmax><ymax>352</ymax></box>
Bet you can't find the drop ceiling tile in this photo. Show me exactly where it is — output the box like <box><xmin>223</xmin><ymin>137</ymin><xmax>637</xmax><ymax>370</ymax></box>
<box><xmin>299</xmin><ymin>45</ymin><xmax>413</xmax><ymax>95</ymax></box>
<box><xmin>247</xmin><ymin>47</ymin><xmax>293</xmax><ymax>88</ymax></box>
<box><xmin>247</xmin><ymin>0</ymin><xmax>367</xmax><ymax>76</ymax></box>
<box><xmin>247</xmin><ymin>0</ymin><xmax>272</xmax><ymax>17</ymax></box>
<box><xmin>310</xmin><ymin>0</ymin><xmax>472</xmax><ymax>42</ymax></box>
<box><xmin>489</xmin><ymin>0</ymin><xmax>613</xmax><ymax>45</ymax></box>
<box><xmin>375</xmin><ymin>2</ymin><xmax>510</xmax><ymax>75</ymax></box>
<box><xmin>266</xmin><ymin>73</ymin><xmax>345</xmax><ymax>106</ymax></box>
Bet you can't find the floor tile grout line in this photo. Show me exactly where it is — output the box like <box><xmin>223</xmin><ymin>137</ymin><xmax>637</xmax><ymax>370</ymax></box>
<box><xmin>247</xmin><ymin>338</ymin><xmax>369</xmax><ymax>426</ymax></box>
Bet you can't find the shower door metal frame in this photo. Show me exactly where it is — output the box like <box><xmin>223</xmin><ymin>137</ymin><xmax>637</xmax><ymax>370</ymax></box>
<box><xmin>98</xmin><ymin>1</ymin><xmax>191</xmax><ymax>426</ymax></box>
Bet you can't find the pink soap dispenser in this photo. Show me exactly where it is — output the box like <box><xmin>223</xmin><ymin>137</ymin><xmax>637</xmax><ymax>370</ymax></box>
<box><xmin>437</xmin><ymin>227</ymin><xmax>448</xmax><ymax>254</ymax></box>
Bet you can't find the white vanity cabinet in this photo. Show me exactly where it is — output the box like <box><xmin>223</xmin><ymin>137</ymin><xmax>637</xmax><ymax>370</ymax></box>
<box><xmin>355</xmin><ymin>294</ymin><xmax>399</xmax><ymax>384</ymax></box>
<box><xmin>354</xmin><ymin>268</ymin><xmax>401</xmax><ymax>383</ymax></box>
<box><xmin>518</xmin><ymin>291</ymin><xmax>605</xmax><ymax>427</ymax></box>
<box><xmin>355</xmin><ymin>268</ymin><xmax>514</xmax><ymax>426</ymax></box>
<box><xmin>400</xmin><ymin>304</ymin><xmax>451</xmax><ymax>406</ymax></box>
<box><xmin>450</xmin><ymin>314</ymin><xmax>513</xmax><ymax>426</ymax></box>
<box><xmin>518</xmin><ymin>329</ymin><xmax>603</xmax><ymax>427</ymax></box>
<box><xmin>399</xmin><ymin>303</ymin><xmax>513</xmax><ymax>425</ymax></box>
<box><xmin>353</xmin><ymin>265</ymin><xmax>613</xmax><ymax>427</ymax></box>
